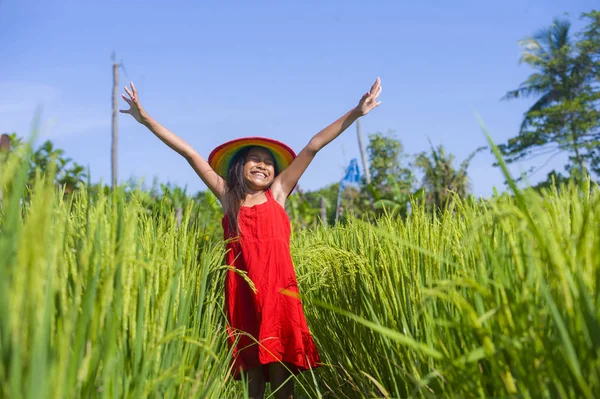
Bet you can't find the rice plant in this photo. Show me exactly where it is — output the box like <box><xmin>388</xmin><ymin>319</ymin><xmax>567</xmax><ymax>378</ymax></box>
<box><xmin>290</xmin><ymin>135</ymin><xmax>600</xmax><ymax>398</ymax></box>
<box><xmin>1</xmin><ymin>130</ymin><xmax>599</xmax><ymax>398</ymax></box>
<box><xmin>0</xmin><ymin>149</ymin><xmax>242</xmax><ymax>398</ymax></box>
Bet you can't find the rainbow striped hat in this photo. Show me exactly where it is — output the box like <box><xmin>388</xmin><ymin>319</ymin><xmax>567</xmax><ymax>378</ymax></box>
<box><xmin>208</xmin><ymin>136</ymin><xmax>297</xmax><ymax>180</ymax></box>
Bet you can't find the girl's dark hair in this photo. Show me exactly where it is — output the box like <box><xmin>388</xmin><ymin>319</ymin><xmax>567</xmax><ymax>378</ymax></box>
<box><xmin>225</xmin><ymin>146</ymin><xmax>279</xmax><ymax>236</ymax></box>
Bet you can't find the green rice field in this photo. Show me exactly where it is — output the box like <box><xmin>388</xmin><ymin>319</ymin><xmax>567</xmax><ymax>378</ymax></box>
<box><xmin>1</xmin><ymin>136</ymin><xmax>599</xmax><ymax>398</ymax></box>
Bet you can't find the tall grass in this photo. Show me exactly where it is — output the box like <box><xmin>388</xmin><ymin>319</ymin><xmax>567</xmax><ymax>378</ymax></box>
<box><xmin>0</xmin><ymin>152</ymin><xmax>241</xmax><ymax>398</ymax></box>
<box><xmin>1</xmin><ymin>133</ymin><xmax>599</xmax><ymax>398</ymax></box>
<box><xmin>292</xmin><ymin>177</ymin><xmax>600</xmax><ymax>398</ymax></box>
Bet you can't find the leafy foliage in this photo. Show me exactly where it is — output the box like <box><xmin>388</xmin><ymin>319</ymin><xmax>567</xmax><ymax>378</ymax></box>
<box><xmin>3</xmin><ymin>133</ymin><xmax>88</xmax><ymax>194</ymax></box>
<box><xmin>413</xmin><ymin>141</ymin><xmax>484</xmax><ymax>213</ymax></box>
<box><xmin>364</xmin><ymin>131</ymin><xmax>414</xmax><ymax>217</ymax></box>
<box><xmin>500</xmin><ymin>12</ymin><xmax>600</xmax><ymax>179</ymax></box>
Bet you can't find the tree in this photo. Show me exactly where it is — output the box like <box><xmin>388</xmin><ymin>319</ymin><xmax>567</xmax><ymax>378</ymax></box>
<box><xmin>363</xmin><ymin>131</ymin><xmax>414</xmax><ymax>216</ymax></box>
<box><xmin>297</xmin><ymin>182</ymin><xmax>363</xmax><ymax>226</ymax></box>
<box><xmin>294</xmin><ymin>183</ymin><xmax>339</xmax><ymax>226</ymax></box>
<box><xmin>414</xmin><ymin>141</ymin><xmax>483</xmax><ymax>213</ymax></box>
<box><xmin>32</xmin><ymin>140</ymin><xmax>87</xmax><ymax>193</ymax></box>
<box><xmin>500</xmin><ymin>12</ymin><xmax>600</xmax><ymax>180</ymax></box>
<box><xmin>372</xmin><ymin>179</ymin><xmax>414</xmax><ymax>217</ymax></box>
<box><xmin>531</xmin><ymin>169</ymin><xmax>572</xmax><ymax>193</ymax></box>
<box><xmin>285</xmin><ymin>131</ymin><xmax>417</xmax><ymax>226</ymax></box>
<box><xmin>3</xmin><ymin>133</ymin><xmax>87</xmax><ymax>193</ymax></box>
<box><xmin>286</xmin><ymin>189</ymin><xmax>323</xmax><ymax>229</ymax></box>
<box><xmin>576</xmin><ymin>10</ymin><xmax>600</xmax><ymax>175</ymax></box>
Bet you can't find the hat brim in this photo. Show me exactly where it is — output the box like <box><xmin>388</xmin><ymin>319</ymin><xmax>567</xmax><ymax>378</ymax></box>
<box><xmin>208</xmin><ymin>137</ymin><xmax>297</xmax><ymax>180</ymax></box>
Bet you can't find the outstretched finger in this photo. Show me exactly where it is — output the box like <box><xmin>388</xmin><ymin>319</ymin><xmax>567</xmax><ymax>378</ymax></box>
<box><xmin>124</xmin><ymin>85</ymin><xmax>134</xmax><ymax>100</ymax></box>
<box><xmin>369</xmin><ymin>77</ymin><xmax>381</xmax><ymax>93</ymax></box>
<box><xmin>119</xmin><ymin>109</ymin><xmax>130</xmax><ymax>114</ymax></box>
<box><xmin>121</xmin><ymin>93</ymin><xmax>133</xmax><ymax>105</ymax></box>
<box><xmin>373</xmin><ymin>85</ymin><xmax>382</xmax><ymax>99</ymax></box>
<box><xmin>367</xmin><ymin>85</ymin><xmax>381</xmax><ymax>102</ymax></box>
<box><xmin>131</xmin><ymin>82</ymin><xmax>138</xmax><ymax>98</ymax></box>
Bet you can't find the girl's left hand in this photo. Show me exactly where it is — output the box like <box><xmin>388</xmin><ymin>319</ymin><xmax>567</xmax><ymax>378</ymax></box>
<box><xmin>356</xmin><ymin>77</ymin><xmax>382</xmax><ymax>116</ymax></box>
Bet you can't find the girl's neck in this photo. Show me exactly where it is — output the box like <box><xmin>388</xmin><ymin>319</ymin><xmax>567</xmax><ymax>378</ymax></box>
<box><xmin>245</xmin><ymin>187</ymin><xmax>266</xmax><ymax>196</ymax></box>
<box><xmin>241</xmin><ymin>189</ymin><xmax>268</xmax><ymax>207</ymax></box>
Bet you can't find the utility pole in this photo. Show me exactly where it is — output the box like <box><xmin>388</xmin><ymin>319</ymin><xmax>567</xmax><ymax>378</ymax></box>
<box><xmin>356</xmin><ymin>119</ymin><xmax>375</xmax><ymax>210</ymax></box>
<box><xmin>356</xmin><ymin>119</ymin><xmax>371</xmax><ymax>185</ymax></box>
<box><xmin>111</xmin><ymin>53</ymin><xmax>127</xmax><ymax>190</ymax></box>
<box><xmin>111</xmin><ymin>53</ymin><xmax>119</xmax><ymax>189</ymax></box>
<box><xmin>111</xmin><ymin>56</ymin><xmax>119</xmax><ymax>189</ymax></box>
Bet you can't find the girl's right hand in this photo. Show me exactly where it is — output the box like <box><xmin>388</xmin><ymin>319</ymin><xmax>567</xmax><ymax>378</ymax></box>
<box><xmin>120</xmin><ymin>82</ymin><xmax>148</xmax><ymax>124</ymax></box>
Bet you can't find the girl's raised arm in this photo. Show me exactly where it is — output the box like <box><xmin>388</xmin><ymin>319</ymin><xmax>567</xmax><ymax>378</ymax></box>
<box><xmin>271</xmin><ymin>77</ymin><xmax>382</xmax><ymax>204</ymax></box>
<box><xmin>120</xmin><ymin>82</ymin><xmax>227</xmax><ymax>202</ymax></box>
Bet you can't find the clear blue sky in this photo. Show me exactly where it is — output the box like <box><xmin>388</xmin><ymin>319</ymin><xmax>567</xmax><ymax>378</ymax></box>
<box><xmin>1</xmin><ymin>0</ymin><xmax>597</xmax><ymax>198</ymax></box>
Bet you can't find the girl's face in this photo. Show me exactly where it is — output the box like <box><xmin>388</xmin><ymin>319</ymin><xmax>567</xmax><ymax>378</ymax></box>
<box><xmin>243</xmin><ymin>147</ymin><xmax>276</xmax><ymax>190</ymax></box>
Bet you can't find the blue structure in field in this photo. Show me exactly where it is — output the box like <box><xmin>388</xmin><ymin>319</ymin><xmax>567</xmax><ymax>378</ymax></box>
<box><xmin>335</xmin><ymin>158</ymin><xmax>361</xmax><ymax>220</ymax></box>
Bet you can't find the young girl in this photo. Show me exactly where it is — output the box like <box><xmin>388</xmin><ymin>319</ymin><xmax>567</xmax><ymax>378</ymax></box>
<box><xmin>120</xmin><ymin>78</ymin><xmax>382</xmax><ymax>399</ymax></box>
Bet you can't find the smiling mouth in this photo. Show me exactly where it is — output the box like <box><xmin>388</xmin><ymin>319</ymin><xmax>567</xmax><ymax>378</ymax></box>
<box><xmin>251</xmin><ymin>171</ymin><xmax>267</xmax><ymax>178</ymax></box>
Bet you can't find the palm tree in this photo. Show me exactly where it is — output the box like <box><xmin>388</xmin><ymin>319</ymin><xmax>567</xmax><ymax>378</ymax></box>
<box><xmin>501</xmin><ymin>18</ymin><xmax>590</xmax><ymax>174</ymax></box>
<box><xmin>57</xmin><ymin>162</ymin><xmax>87</xmax><ymax>194</ymax></box>
<box><xmin>30</xmin><ymin>140</ymin><xmax>64</xmax><ymax>179</ymax></box>
<box><xmin>414</xmin><ymin>141</ymin><xmax>483</xmax><ymax>213</ymax></box>
<box><xmin>503</xmin><ymin>18</ymin><xmax>574</xmax><ymax>131</ymax></box>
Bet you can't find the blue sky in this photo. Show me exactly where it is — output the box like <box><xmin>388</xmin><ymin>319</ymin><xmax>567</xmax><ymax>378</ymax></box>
<box><xmin>1</xmin><ymin>0</ymin><xmax>597</xmax><ymax>198</ymax></box>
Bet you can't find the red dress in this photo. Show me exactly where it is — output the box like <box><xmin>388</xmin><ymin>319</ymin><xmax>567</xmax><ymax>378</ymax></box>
<box><xmin>222</xmin><ymin>188</ymin><xmax>321</xmax><ymax>381</ymax></box>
